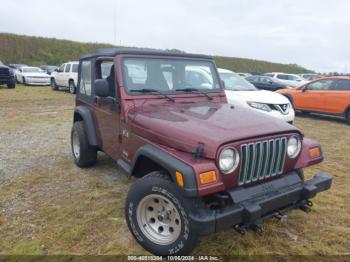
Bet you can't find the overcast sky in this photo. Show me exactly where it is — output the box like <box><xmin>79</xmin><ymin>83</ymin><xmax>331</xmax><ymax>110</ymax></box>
<box><xmin>0</xmin><ymin>0</ymin><xmax>349</xmax><ymax>72</ymax></box>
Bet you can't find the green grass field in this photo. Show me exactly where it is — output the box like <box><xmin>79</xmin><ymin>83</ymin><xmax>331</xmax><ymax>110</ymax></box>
<box><xmin>0</xmin><ymin>85</ymin><xmax>349</xmax><ymax>256</ymax></box>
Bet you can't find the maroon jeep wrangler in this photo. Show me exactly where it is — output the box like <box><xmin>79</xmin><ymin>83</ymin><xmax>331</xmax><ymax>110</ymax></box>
<box><xmin>71</xmin><ymin>48</ymin><xmax>332</xmax><ymax>256</ymax></box>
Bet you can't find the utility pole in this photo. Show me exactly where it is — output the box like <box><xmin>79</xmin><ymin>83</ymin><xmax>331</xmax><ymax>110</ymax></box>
<box><xmin>113</xmin><ymin>3</ymin><xmax>117</xmax><ymax>45</ymax></box>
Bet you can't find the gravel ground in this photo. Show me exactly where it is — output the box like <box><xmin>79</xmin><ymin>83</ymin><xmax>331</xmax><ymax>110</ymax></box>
<box><xmin>0</xmin><ymin>85</ymin><xmax>349</xmax><ymax>256</ymax></box>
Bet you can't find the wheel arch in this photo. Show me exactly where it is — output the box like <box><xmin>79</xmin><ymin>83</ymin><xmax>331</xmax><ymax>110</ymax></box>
<box><xmin>282</xmin><ymin>93</ymin><xmax>294</xmax><ymax>107</ymax></box>
<box><xmin>129</xmin><ymin>144</ymin><xmax>198</xmax><ymax>197</ymax></box>
<box><xmin>73</xmin><ymin>106</ymin><xmax>98</xmax><ymax>146</ymax></box>
<box><xmin>344</xmin><ymin>104</ymin><xmax>350</xmax><ymax>116</ymax></box>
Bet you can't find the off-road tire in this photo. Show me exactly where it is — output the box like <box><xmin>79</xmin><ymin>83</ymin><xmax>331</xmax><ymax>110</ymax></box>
<box><xmin>69</xmin><ymin>80</ymin><xmax>76</xmax><ymax>94</ymax></box>
<box><xmin>71</xmin><ymin>121</ymin><xmax>97</xmax><ymax>168</ymax></box>
<box><xmin>51</xmin><ymin>78</ymin><xmax>58</xmax><ymax>91</ymax></box>
<box><xmin>125</xmin><ymin>172</ymin><xmax>198</xmax><ymax>256</ymax></box>
<box><xmin>7</xmin><ymin>80</ymin><xmax>16</xmax><ymax>89</ymax></box>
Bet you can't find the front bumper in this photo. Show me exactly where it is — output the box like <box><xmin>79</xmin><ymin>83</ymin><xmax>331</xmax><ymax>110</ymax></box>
<box><xmin>26</xmin><ymin>78</ymin><xmax>50</xmax><ymax>85</ymax></box>
<box><xmin>191</xmin><ymin>171</ymin><xmax>332</xmax><ymax>235</ymax></box>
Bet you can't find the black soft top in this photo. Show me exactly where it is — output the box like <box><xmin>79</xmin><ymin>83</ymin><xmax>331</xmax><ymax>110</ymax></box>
<box><xmin>80</xmin><ymin>47</ymin><xmax>212</xmax><ymax>60</ymax></box>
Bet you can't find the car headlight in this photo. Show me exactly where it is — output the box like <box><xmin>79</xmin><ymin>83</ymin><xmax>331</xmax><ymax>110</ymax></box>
<box><xmin>219</xmin><ymin>148</ymin><xmax>240</xmax><ymax>174</ymax></box>
<box><xmin>287</xmin><ymin>136</ymin><xmax>301</xmax><ymax>158</ymax></box>
<box><xmin>247</xmin><ymin>101</ymin><xmax>272</xmax><ymax>112</ymax></box>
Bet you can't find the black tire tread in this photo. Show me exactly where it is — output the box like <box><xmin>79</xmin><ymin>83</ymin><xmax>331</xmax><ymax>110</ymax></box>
<box><xmin>71</xmin><ymin>121</ymin><xmax>97</xmax><ymax>168</ymax></box>
<box><xmin>125</xmin><ymin>171</ymin><xmax>198</xmax><ymax>256</ymax></box>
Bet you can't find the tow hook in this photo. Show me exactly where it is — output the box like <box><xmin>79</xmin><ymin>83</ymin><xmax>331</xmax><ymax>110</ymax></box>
<box><xmin>273</xmin><ymin>210</ymin><xmax>288</xmax><ymax>222</ymax></box>
<box><xmin>250</xmin><ymin>224</ymin><xmax>263</xmax><ymax>236</ymax></box>
<box><xmin>233</xmin><ymin>225</ymin><xmax>246</xmax><ymax>235</ymax></box>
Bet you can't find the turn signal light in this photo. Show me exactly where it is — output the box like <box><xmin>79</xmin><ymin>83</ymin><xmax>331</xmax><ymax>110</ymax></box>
<box><xmin>199</xmin><ymin>171</ymin><xmax>217</xmax><ymax>185</ymax></box>
<box><xmin>309</xmin><ymin>147</ymin><xmax>321</xmax><ymax>159</ymax></box>
<box><xmin>175</xmin><ymin>171</ymin><xmax>184</xmax><ymax>188</ymax></box>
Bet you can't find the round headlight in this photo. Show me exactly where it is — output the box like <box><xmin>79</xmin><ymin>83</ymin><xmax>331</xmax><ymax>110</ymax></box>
<box><xmin>287</xmin><ymin>136</ymin><xmax>301</xmax><ymax>158</ymax></box>
<box><xmin>219</xmin><ymin>148</ymin><xmax>240</xmax><ymax>174</ymax></box>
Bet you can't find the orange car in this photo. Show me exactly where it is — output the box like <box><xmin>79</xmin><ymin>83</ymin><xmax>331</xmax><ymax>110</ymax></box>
<box><xmin>277</xmin><ymin>77</ymin><xmax>350</xmax><ymax>124</ymax></box>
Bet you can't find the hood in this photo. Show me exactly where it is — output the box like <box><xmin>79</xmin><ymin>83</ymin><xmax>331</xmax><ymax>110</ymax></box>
<box><xmin>128</xmin><ymin>101</ymin><xmax>300</xmax><ymax>159</ymax></box>
<box><xmin>225</xmin><ymin>90</ymin><xmax>290</xmax><ymax>104</ymax></box>
<box><xmin>0</xmin><ymin>64</ymin><xmax>9</xmax><ymax>69</ymax></box>
<box><xmin>22</xmin><ymin>72</ymin><xmax>50</xmax><ymax>77</ymax></box>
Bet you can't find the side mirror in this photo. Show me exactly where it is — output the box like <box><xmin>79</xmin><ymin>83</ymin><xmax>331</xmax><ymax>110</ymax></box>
<box><xmin>95</xmin><ymin>79</ymin><xmax>110</xmax><ymax>97</ymax></box>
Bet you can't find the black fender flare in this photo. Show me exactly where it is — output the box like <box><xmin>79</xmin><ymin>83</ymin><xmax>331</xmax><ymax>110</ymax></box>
<box><xmin>73</xmin><ymin>106</ymin><xmax>98</xmax><ymax>146</ymax></box>
<box><xmin>130</xmin><ymin>144</ymin><xmax>198</xmax><ymax>197</ymax></box>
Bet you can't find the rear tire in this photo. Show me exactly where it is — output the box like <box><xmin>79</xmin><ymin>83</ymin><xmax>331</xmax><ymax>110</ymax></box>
<box><xmin>51</xmin><ymin>78</ymin><xmax>58</xmax><ymax>91</ymax></box>
<box><xmin>69</xmin><ymin>80</ymin><xmax>76</xmax><ymax>94</ymax></box>
<box><xmin>71</xmin><ymin>121</ymin><xmax>97</xmax><ymax>168</ymax></box>
<box><xmin>125</xmin><ymin>172</ymin><xmax>199</xmax><ymax>256</ymax></box>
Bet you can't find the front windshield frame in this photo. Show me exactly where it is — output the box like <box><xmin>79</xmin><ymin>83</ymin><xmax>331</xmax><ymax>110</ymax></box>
<box><xmin>121</xmin><ymin>56</ymin><xmax>222</xmax><ymax>95</ymax></box>
<box><xmin>220</xmin><ymin>72</ymin><xmax>257</xmax><ymax>91</ymax></box>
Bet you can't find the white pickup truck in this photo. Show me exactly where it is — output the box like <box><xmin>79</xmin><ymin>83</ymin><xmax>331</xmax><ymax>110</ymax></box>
<box><xmin>50</xmin><ymin>61</ymin><xmax>79</xmax><ymax>94</ymax></box>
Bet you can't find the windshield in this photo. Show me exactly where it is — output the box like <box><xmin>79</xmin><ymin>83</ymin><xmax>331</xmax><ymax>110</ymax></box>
<box><xmin>220</xmin><ymin>72</ymin><xmax>257</xmax><ymax>91</ymax></box>
<box><xmin>122</xmin><ymin>58</ymin><xmax>220</xmax><ymax>93</ymax></box>
<box><xmin>22</xmin><ymin>67</ymin><xmax>43</xmax><ymax>73</ymax></box>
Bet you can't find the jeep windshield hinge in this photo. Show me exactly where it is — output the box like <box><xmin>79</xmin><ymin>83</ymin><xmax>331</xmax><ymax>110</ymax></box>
<box><xmin>192</xmin><ymin>143</ymin><xmax>205</xmax><ymax>158</ymax></box>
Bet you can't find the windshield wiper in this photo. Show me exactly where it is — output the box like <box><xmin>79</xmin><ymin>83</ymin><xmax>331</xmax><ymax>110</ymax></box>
<box><xmin>129</xmin><ymin>88</ymin><xmax>175</xmax><ymax>102</ymax></box>
<box><xmin>175</xmin><ymin>88</ymin><xmax>213</xmax><ymax>100</ymax></box>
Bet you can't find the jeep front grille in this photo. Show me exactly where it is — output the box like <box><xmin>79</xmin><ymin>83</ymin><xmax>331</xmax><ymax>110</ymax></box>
<box><xmin>239</xmin><ymin>137</ymin><xmax>287</xmax><ymax>185</ymax></box>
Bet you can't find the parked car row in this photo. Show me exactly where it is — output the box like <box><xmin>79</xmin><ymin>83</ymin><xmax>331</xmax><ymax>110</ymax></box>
<box><xmin>3</xmin><ymin>61</ymin><xmax>78</xmax><ymax>94</ymax></box>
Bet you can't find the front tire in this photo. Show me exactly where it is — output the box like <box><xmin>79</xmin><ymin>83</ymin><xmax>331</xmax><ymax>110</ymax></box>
<box><xmin>69</xmin><ymin>80</ymin><xmax>76</xmax><ymax>94</ymax></box>
<box><xmin>22</xmin><ymin>77</ymin><xmax>28</xmax><ymax>86</ymax></box>
<box><xmin>51</xmin><ymin>78</ymin><xmax>58</xmax><ymax>91</ymax></box>
<box><xmin>7</xmin><ymin>80</ymin><xmax>16</xmax><ymax>89</ymax></box>
<box><xmin>125</xmin><ymin>172</ymin><xmax>198</xmax><ymax>256</ymax></box>
<box><xmin>71</xmin><ymin>121</ymin><xmax>97</xmax><ymax>168</ymax></box>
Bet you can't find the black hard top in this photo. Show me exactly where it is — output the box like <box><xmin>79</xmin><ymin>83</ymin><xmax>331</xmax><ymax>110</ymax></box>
<box><xmin>80</xmin><ymin>47</ymin><xmax>212</xmax><ymax>60</ymax></box>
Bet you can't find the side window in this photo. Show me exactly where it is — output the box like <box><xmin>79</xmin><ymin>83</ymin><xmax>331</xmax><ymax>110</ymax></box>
<box><xmin>306</xmin><ymin>79</ymin><xmax>334</xmax><ymax>91</ymax></box>
<box><xmin>72</xmin><ymin>64</ymin><xmax>78</xmax><ymax>73</ymax></box>
<box><xmin>98</xmin><ymin>61</ymin><xmax>113</xmax><ymax>79</ymax></box>
<box><xmin>332</xmin><ymin>80</ymin><xmax>350</xmax><ymax>91</ymax></box>
<box><xmin>65</xmin><ymin>64</ymin><xmax>71</xmax><ymax>73</ymax></box>
<box><xmin>79</xmin><ymin>61</ymin><xmax>92</xmax><ymax>96</ymax></box>
<box><xmin>277</xmin><ymin>74</ymin><xmax>288</xmax><ymax>80</ymax></box>
<box><xmin>260</xmin><ymin>77</ymin><xmax>271</xmax><ymax>83</ymax></box>
<box><xmin>96</xmin><ymin>60</ymin><xmax>115</xmax><ymax>97</ymax></box>
<box><xmin>59</xmin><ymin>64</ymin><xmax>65</xmax><ymax>72</ymax></box>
